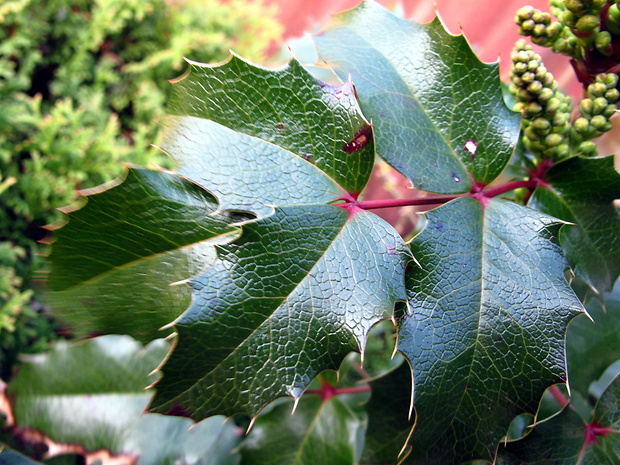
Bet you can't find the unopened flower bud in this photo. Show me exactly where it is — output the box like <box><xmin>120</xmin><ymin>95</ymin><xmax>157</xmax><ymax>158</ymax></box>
<box><xmin>574</xmin><ymin>117</ymin><xmax>591</xmax><ymax>133</ymax></box>
<box><xmin>590</xmin><ymin>114</ymin><xmax>608</xmax><ymax>130</ymax></box>
<box><xmin>575</xmin><ymin>14</ymin><xmax>600</xmax><ymax>33</ymax></box>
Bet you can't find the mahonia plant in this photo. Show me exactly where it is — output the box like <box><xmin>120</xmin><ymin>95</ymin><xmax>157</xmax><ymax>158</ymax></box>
<box><xmin>1</xmin><ymin>1</ymin><xmax>620</xmax><ymax>464</ymax></box>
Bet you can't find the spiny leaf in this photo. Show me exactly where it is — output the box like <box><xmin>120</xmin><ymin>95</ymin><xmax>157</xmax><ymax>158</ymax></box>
<box><xmin>360</xmin><ymin>361</ymin><xmax>414</xmax><ymax>465</ymax></box>
<box><xmin>161</xmin><ymin>55</ymin><xmax>374</xmax><ymax>217</ymax></box>
<box><xmin>151</xmin><ymin>205</ymin><xmax>409</xmax><ymax>418</ymax></box>
<box><xmin>314</xmin><ymin>0</ymin><xmax>521</xmax><ymax>194</ymax></box>
<box><xmin>529</xmin><ymin>155</ymin><xmax>620</xmax><ymax>294</ymax></box>
<box><xmin>48</xmin><ymin>168</ymin><xmax>246</xmax><ymax>342</ymax></box>
<box><xmin>497</xmin><ymin>373</ymin><xmax>620</xmax><ymax>464</ymax></box>
<box><xmin>566</xmin><ymin>284</ymin><xmax>620</xmax><ymax>398</ymax></box>
<box><xmin>398</xmin><ymin>197</ymin><xmax>584</xmax><ymax>463</ymax></box>
<box><xmin>240</xmin><ymin>395</ymin><xmax>366</xmax><ymax>465</ymax></box>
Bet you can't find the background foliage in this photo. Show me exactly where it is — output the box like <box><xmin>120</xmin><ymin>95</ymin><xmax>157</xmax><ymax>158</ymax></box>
<box><xmin>0</xmin><ymin>0</ymin><xmax>281</xmax><ymax>379</ymax></box>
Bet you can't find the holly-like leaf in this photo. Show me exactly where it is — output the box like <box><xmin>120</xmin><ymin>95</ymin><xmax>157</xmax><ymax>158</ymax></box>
<box><xmin>497</xmin><ymin>374</ymin><xmax>620</xmax><ymax>464</ymax></box>
<box><xmin>398</xmin><ymin>197</ymin><xmax>584</xmax><ymax>463</ymax></box>
<box><xmin>240</xmin><ymin>395</ymin><xmax>366</xmax><ymax>465</ymax></box>
<box><xmin>314</xmin><ymin>0</ymin><xmax>521</xmax><ymax>194</ymax></box>
<box><xmin>151</xmin><ymin>205</ymin><xmax>409</xmax><ymax>418</ymax></box>
<box><xmin>360</xmin><ymin>361</ymin><xmax>414</xmax><ymax>465</ymax></box>
<box><xmin>529</xmin><ymin>155</ymin><xmax>620</xmax><ymax>294</ymax></box>
<box><xmin>48</xmin><ymin>168</ymin><xmax>247</xmax><ymax>342</ymax></box>
<box><xmin>161</xmin><ymin>55</ymin><xmax>374</xmax><ymax>217</ymax></box>
<box><xmin>566</xmin><ymin>285</ymin><xmax>620</xmax><ymax>398</ymax></box>
<box><xmin>2</xmin><ymin>336</ymin><xmax>167</xmax><ymax>452</ymax></box>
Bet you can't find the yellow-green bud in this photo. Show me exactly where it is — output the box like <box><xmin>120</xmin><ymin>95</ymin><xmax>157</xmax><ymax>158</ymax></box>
<box><xmin>545</xmin><ymin>133</ymin><xmax>563</xmax><ymax>146</ymax></box>
<box><xmin>608</xmin><ymin>4</ymin><xmax>620</xmax><ymax>22</ymax></box>
<box><xmin>578</xmin><ymin>141</ymin><xmax>598</xmax><ymax>155</ymax></box>
<box><xmin>528</xmin><ymin>80</ymin><xmax>544</xmax><ymax>93</ymax></box>
<box><xmin>532</xmin><ymin>117</ymin><xmax>552</xmax><ymax>132</ymax></box>
<box><xmin>589</xmin><ymin>82</ymin><xmax>607</xmax><ymax>97</ymax></box>
<box><xmin>590</xmin><ymin>114</ymin><xmax>608</xmax><ymax>130</ymax></box>
<box><xmin>538</xmin><ymin>88</ymin><xmax>555</xmax><ymax>103</ymax></box>
<box><xmin>603</xmin><ymin>105</ymin><xmax>617</xmax><ymax>118</ymax></box>
<box><xmin>575</xmin><ymin>14</ymin><xmax>600</xmax><ymax>33</ymax></box>
<box><xmin>574</xmin><ymin>117</ymin><xmax>591</xmax><ymax>133</ymax></box>
<box><xmin>580</xmin><ymin>98</ymin><xmax>594</xmax><ymax>115</ymax></box>
<box><xmin>605</xmin><ymin>89</ymin><xmax>620</xmax><ymax>102</ymax></box>
<box><xmin>593</xmin><ymin>97</ymin><xmax>608</xmax><ymax>114</ymax></box>
<box><xmin>565</xmin><ymin>0</ymin><xmax>586</xmax><ymax>13</ymax></box>
<box><xmin>595</xmin><ymin>31</ymin><xmax>612</xmax><ymax>56</ymax></box>
<box><xmin>524</xmin><ymin>101</ymin><xmax>543</xmax><ymax>116</ymax></box>
<box><xmin>521</xmin><ymin>19</ymin><xmax>536</xmax><ymax>31</ymax></box>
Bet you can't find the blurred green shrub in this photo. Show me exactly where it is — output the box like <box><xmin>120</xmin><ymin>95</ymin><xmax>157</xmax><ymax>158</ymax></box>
<box><xmin>0</xmin><ymin>0</ymin><xmax>282</xmax><ymax>377</ymax></box>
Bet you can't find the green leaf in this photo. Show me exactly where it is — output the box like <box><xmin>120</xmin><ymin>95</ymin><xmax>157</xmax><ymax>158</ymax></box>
<box><xmin>313</xmin><ymin>0</ymin><xmax>520</xmax><ymax>194</ymax></box>
<box><xmin>121</xmin><ymin>414</ymin><xmax>242</xmax><ymax>465</ymax></box>
<box><xmin>5</xmin><ymin>335</ymin><xmax>167</xmax><ymax>452</ymax></box>
<box><xmin>151</xmin><ymin>205</ymin><xmax>409</xmax><ymax>418</ymax></box>
<box><xmin>360</xmin><ymin>361</ymin><xmax>414</xmax><ymax>465</ymax></box>
<box><xmin>398</xmin><ymin>197</ymin><xmax>584</xmax><ymax>463</ymax></box>
<box><xmin>2</xmin><ymin>336</ymin><xmax>242</xmax><ymax>465</ymax></box>
<box><xmin>529</xmin><ymin>155</ymin><xmax>620</xmax><ymax>293</ymax></box>
<box><xmin>496</xmin><ymin>407</ymin><xmax>587</xmax><ymax>465</ymax></box>
<box><xmin>48</xmin><ymin>168</ymin><xmax>244</xmax><ymax>342</ymax></box>
<box><xmin>161</xmin><ymin>55</ymin><xmax>375</xmax><ymax>217</ymax></box>
<box><xmin>566</xmin><ymin>285</ymin><xmax>620</xmax><ymax>398</ymax></box>
<box><xmin>497</xmin><ymin>374</ymin><xmax>620</xmax><ymax>464</ymax></box>
<box><xmin>240</xmin><ymin>395</ymin><xmax>365</xmax><ymax>465</ymax></box>
<box><xmin>0</xmin><ymin>447</ymin><xmax>46</xmax><ymax>465</ymax></box>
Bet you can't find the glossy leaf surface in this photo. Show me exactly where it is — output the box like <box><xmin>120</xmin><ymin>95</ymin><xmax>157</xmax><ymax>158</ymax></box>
<box><xmin>529</xmin><ymin>155</ymin><xmax>620</xmax><ymax>293</ymax></box>
<box><xmin>497</xmin><ymin>374</ymin><xmax>620</xmax><ymax>464</ymax></box>
<box><xmin>314</xmin><ymin>0</ymin><xmax>521</xmax><ymax>194</ymax></box>
<box><xmin>161</xmin><ymin>55</ymin><xmax>374</xmax><ymax>217</ymax></box>
<box><xmin>151</xmin><ymin>205</ymin><xmax>409</xmax><ymax>418</ymax></box>
<box><xmin>360</xmin><ymin>362</ymin><xmax>414</xmax><ymax>465</ymax></box>
<box><xmin>48</xmin><ymin>168</ymin><xmax>244</xmax><ymax>342</ymax></box>
<box><xmin>240</xmin><ymin>395</ymin><xmax>365</xmax><ymax>465</ymax></box>
<box><xmin>566</xmin><ymin>285</ymin><xmax>620</xmax><ymax>397</ymax></box>
<box><xmin>398</xmin><ymin>197</ymin><xmax>583</xmax><ymax>463</ymax></box>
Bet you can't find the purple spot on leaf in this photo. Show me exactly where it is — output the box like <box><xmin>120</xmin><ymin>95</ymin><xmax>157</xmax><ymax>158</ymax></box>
<box><xmin>278</xmin><ymin>123</ymin><xmax>285</xmax><ymax>130</ymax></box>
<box><xmin>451</xmin><ymin>172</ymin><xmax>461</xmax><ymax>183</ymax></box>
<box><xmin>435</xmin><ymin>221</ymin><xmax>444</xmax><ymax>231</ymax></box>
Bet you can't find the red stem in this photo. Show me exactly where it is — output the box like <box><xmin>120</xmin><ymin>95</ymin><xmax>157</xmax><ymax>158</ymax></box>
<box><xmin>352</xmin><ymin>179</ymin><xmax>541</xmax><ymax>211</ymax></box>
<box><xmin>305</xmin><ymin>380</ymin><xmax>371</xmax><ymax>401</ymax></box>
<box><xmin>548</xmin><ymin>385</ymin><xmax>570</xmax><ymax>408</ymax></box>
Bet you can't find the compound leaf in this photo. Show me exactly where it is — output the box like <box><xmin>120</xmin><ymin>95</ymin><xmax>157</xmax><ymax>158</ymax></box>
<box><xmin>151</xmin><ymin>205</ymin><xmax>409</xmax><ymax>418</ymax></box>
<box><xmin>398</xmin><ymin>197</ymin><xmax>584</xmax><ymax>463</ymax></box>
<box><xmin>314</xmin><ymin>0</ymin><xmax>521</xmax><ymax>194</ymax></box>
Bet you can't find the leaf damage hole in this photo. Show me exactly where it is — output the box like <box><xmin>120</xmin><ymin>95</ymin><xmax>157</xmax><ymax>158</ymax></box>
<box><xmin>463</xmin><ymin>139</ymin><xmax>479</xmax><ymax>160</ymax></box>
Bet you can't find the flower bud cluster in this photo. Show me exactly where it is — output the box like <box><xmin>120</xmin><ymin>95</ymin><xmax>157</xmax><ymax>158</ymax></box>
<box><xmin>517</xmin><ymin>0</ymin><xmax>617</xmax><ymax>59</ymax></box>
<box><xmin>515</xmin><ymin>6</ymin><xmax>565</xmax><ymax>48</ymax></box>
<box><xmin>571</xmin><ymin>73</ymin><xmax>619</xmax><ymax>154</ymax></box>
<box><xmin>510</xmin><ymin>40</ymin><xmax>573</xmax><ymax>160</ymax></box>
